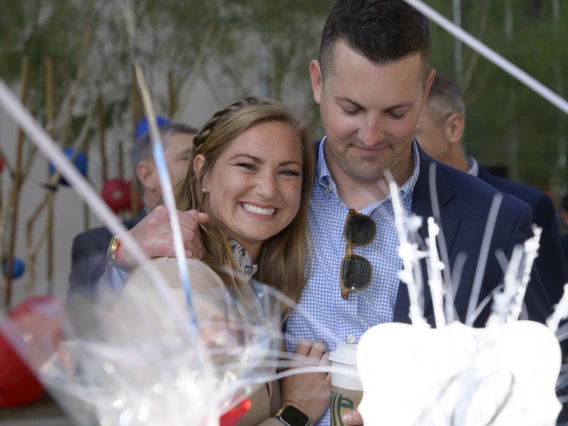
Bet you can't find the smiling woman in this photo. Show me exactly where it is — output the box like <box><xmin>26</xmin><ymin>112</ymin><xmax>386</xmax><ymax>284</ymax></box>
<box><xmin>120</xmin><ymin>97</ymin><xmax>330</xmax><ymax>426</ymax></box>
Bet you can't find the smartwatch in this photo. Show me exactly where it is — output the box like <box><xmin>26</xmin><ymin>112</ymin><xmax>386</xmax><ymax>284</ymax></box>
<box><xmin>273</xmin><ymin>405</ymin><xmax>310</xmax><ymax>426</ymax></box>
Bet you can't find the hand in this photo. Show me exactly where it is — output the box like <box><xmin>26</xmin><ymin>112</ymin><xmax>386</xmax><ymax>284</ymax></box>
<box><xmin>342</xmin><ymin>410</ymin><xmax>364</xmax><ymax>425</ymax></box>
<box><xmin>281</xmin><ymin>340</ymin><xmax>331</xmax><ymax>426</ymax></box>
<box><xmin>120</xmin><ymin>206</ymin><xmax>209</xmax><ymax>268</ymax></box>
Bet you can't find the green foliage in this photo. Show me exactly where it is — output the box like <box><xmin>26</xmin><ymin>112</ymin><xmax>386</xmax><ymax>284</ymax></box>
<box><xmin>428</xmin><ymin>0</ymin><xmax>568</xmax><ymax>194</ymax></box>
<box><xmin>1</xmin><ymin>0</ymin><xmax>565</xmax><ymax>192</ymax></box>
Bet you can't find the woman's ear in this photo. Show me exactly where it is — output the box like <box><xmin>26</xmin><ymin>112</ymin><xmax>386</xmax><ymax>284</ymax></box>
<box><xmin>193</xmin><ymin>154</ymin><xmax>210</xmax><ymax>188</ymax></box>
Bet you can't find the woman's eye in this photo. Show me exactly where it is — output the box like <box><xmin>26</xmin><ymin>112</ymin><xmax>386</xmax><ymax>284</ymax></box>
<box><xmin>237</xmin><ymin>163</ymin><xmax>256</xmax><ymax>170</ymax></box>
<box><xmin>280</xmin><ymin>170</ymin><xmax>301</xmax><ymax>177</ymax></box>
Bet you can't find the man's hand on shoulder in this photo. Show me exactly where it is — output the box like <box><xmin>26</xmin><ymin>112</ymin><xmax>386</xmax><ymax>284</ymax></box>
<box><xmin>119</xmin><ymin>206</ymin><xmax>209</xmax><ymax>268</ymax></box>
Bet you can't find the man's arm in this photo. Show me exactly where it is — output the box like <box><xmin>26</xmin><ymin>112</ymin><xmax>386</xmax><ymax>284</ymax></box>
<box><xmin>532</xmin><ymin>194</ymin><xmax>568</xmax><ymax>305</ymax></box>
<box><xmin>508</xmin><ymin>202</ymin><xmax>553</xmax><ymax>323</ymax></box>
<box><xmin>69</xmin><ymin>230</ymin><xmax>110</xmax><ymax>295</ymax></box>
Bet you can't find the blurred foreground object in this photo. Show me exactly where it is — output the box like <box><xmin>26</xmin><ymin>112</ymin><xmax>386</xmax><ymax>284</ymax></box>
<box><xmin>0</xmin><ymin>296</ymin><xmax>64</xmax><ymax>407</ymax></box>
<box><xmin>358</xmin><ymin>321</ymin><xmax>561</xmax><ymax>425</ymax></box>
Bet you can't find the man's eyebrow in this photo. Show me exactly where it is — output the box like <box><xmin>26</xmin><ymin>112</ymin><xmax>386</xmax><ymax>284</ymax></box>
<box><xmin>335</xmin><ymin>97</ymin><xmax>364</xmax><ymax>109</ymax></box>
<box><xmin>385</xmin><ymin>102</ymin><xmax>414</xmax><ymax>110</ymax></box>
<box><xmin>336</xmin><ymin>97</ymin><xmax>413</xmax><ymax>111</ymax></box>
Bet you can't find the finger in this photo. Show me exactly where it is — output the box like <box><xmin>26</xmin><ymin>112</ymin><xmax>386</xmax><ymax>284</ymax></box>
<box><xmin>197</xmin><ymin>212</ymin><xmax>209</xmax><ymax>224</ymax></box>
<box><xmin>294</xmin><ymin>340</ymin><xmax>314</xmax><ymax>357</ymax></box>
<box><xmin>307</xmin><ymin>340</ymin><xmax>326</xmax><ymax>361</ymax></box>
<box><xmin>342</xmin><ymin>410</ymin><xmax>364</xmax><ymax>426</ymax></box>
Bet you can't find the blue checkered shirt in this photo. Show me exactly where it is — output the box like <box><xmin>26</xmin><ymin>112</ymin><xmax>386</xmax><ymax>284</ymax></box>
<box><xmin>285</xmin><ymin>138</ymin><xmax>420</xmax><ymax>426</ymax></box>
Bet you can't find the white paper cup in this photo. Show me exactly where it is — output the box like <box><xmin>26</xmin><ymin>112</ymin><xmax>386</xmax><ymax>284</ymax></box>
<box><xmin>329</xmin><ymin>343</ymin><xmax>363</xmax><ymax>423</ymax></box>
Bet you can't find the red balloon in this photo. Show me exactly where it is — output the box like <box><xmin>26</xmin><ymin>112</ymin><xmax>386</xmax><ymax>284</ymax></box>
<box><xmin>0</xmin><ymin>296</ymin><xmax>65</xmax><ymax>407</ymax></box>
<box><xmin>101</xmin><ymin>179</ymin><xmax>132</xmax><ymax>214</ymax></box>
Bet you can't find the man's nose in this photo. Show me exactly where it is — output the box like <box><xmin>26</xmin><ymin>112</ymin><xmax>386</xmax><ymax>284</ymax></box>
<box><xmin>358</xmin><ymin>115</ymin><xmax>384</xmax><ymax>147</ymax></box>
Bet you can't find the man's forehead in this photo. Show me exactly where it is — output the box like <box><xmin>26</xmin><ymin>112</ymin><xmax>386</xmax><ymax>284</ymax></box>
<box><xmin>165</xmin><ymin>132</ymin><xmax>194</xmax><ymax>149</ymax></box>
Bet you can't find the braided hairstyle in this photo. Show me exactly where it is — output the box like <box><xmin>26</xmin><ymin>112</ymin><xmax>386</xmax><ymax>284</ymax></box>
<box><xmin>175</xmin><ymin>97</ymin><xmax>314</xmax><ymax>316</ymax></box>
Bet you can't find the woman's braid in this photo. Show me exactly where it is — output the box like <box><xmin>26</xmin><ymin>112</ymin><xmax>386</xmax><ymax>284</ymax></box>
<box><xmin>193</xmin><ymin>97</ymin><xmax>270</xmax><ymax>151</ymax></box>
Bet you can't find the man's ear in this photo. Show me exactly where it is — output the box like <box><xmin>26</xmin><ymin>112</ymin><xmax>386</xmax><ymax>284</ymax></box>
<box><xmin>444</xmin><ymin>112</ymin><xmax>465</xmax><ymax>144</ymax></box>
<box><xmin>193</xmin><ymin>154</ymin><xmax>210</xmax><ymax>189</ymax></box>
<box><xmin>136</xmin><ymin>161</ymin><xmax>157</xmax><ymax>192</ymax></box>
<box><xmin>420</xmin><ymin>69</ymin><xmax>437</xmax><ymax>111</ymax></box>
<box><xmin>309</xmin><ymin>60</ymin><xmax>323</xmax><ymax>105</ymax></box>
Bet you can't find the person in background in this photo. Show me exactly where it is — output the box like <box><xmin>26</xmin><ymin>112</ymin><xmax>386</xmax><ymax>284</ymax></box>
<box><xmin>111</xmin><ymin>97</ymin><xmax>330</xmax><ymax>426</ymax></box>
<box><xmin>68</xmin><ymin>121</ymin><xmax>197</xmax><ymax>335</ymax></box>
<box><xmin>415</xmin><ymin>74</ymin><xmax>567</xmax><ymax>305</ymax></box>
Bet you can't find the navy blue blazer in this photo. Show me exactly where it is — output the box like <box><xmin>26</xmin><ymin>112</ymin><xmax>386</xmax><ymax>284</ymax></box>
<box><xmin>477</xmin><ymin>166</ymin><xmax>567</xmax><ymax>305</ymax></box>
<box><xmin>393</xmin><ymin>147</ymin><xmax>552</xmax><ymax>325</ymax></box>
<box><xmin>68</xmin><ymin>211</ymin><xmax>146</xmax><ymax>295</ymax></box>
<box><xmin>314</xmin><ymin>140</ymin><xmax>552</xmax><ymax>326</ymax></box>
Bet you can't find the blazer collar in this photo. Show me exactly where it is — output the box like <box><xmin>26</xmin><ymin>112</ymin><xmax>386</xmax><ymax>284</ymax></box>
<box><xmin>393</xmin><ymin>145</ymin><xmax>462</xmax><ymax>324</ymax></box>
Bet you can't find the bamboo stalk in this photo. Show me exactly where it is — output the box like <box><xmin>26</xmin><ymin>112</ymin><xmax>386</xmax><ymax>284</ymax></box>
<box><xmin>168</xmin><ymin>70</ymin><xmax>176</xmax><ymax>118</ymax></box>
<box><xmin>5</xmin><ymin>56</ymin><xmax>30</xmax><ymax>306</ymax></box>
<box><xmin>97</xmin><ymin>81</ymin><xmax>108</xmax><ymax>182</ymax></box>
<box><xmin>173</xmin><ymin>18</ymin><xmax>217</xmax><ymax>121</ymax></box>
<box><xmin>25</xmin><ymin>102</ymin><xmax>96</xmax><ymax>293</ymax></box>
<box><xmin>46</xmin><ymin>57</ymin><xmax>55</xmax><ymax>295</ymax></box>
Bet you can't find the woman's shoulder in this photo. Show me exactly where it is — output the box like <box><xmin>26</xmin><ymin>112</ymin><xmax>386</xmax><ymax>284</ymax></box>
<box><xmin>127</xmin><ymin>257</ymin><xmax>225</xmax><ymax>290</ymax></box>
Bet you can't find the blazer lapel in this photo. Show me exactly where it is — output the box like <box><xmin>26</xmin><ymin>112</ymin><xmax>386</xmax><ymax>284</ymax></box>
<box><xmin>393</xmin><ymin>146</ymin><xmax>461</xmax><ymax>324</ymax></box>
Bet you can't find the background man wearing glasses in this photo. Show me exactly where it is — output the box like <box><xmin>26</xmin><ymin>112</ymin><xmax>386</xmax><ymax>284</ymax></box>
<box><xmin>103</xmin><ymin>1</ymin><xmax>552</xmax><ymax>424</ymax></box>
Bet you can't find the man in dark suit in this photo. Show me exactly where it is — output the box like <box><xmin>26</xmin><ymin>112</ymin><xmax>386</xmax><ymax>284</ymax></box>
<box><xmin>416</xmin><ymin>74</ymin><xmax>567</xmax><ymax>306</ymax></box>
<box><xmin>68</xmin><ymin>122</ymin><xmax>197</xmax><ymax>296</ymax></box>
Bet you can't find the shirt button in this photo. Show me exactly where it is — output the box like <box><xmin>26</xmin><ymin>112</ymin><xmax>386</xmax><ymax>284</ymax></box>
<box><xmin>346</xmin><ymin>334</ymin><xmax>356</xmax><ymax>344</ymax></box>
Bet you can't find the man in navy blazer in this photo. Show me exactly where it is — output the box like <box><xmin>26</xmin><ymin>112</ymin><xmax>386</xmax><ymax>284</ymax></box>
<box><xmin>416</xmin><ymin>74</ymin><xmax>567</xmax><ymax>306</ymax></box>
<box><xmin>68</xmin><ymin>122</ymin><xmax>196</xmax><ymax>296</ymax></box>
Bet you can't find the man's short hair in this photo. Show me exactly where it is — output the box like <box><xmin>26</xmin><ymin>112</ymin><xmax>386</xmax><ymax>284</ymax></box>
<box><xmin>319</xmin><ymin>0</ymin><xmax>432</xmax><ymax>84</ymax></box>
<box><xmin>425</xmin><ymin>75</ymin><xmax>466</xmax><ymax>121</ymax></box>
<box><xmin>131</xmin><ymin>122</ymin><xmax>198</xmax><ymax>193</ymax></box>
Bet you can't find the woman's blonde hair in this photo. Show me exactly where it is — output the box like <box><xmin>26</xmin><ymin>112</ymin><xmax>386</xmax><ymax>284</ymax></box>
<box><xmin>176</xmin><ymin>97</ymin><xmax>314</xmax><ymax>317</ymax></box>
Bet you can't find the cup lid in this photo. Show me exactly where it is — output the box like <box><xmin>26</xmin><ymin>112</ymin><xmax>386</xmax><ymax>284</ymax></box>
<box><xmin>329</xmin><ymin>343</ymin><xmax>357</xmax><ymax>365</ymax></box>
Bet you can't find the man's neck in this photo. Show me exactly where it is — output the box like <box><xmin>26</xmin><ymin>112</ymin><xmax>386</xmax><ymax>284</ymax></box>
<box><xmin>445</xmin><ymin>148</ymin><xmax>470</xmax><ymax>174</ymax></box>
<box><xmin>325</xmin><ymin>148</ymin><xmax>414</xmax><ymax>212</ymax></box>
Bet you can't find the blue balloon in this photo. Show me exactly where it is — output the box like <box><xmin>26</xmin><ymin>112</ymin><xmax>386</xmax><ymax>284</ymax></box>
<box><xmin>135</xmin><ymin>116</ymin><xmax>170</xmax><ymax>140</ymax></box>
<box><xmin>2</xmin><ymin>258</ymin><xmax>25</xmax><ymax>279</ymax></box>
<box><xmin>49</xmin><ymin>147</ymin><xmax>88</xmax><ymax>186</ymax></box>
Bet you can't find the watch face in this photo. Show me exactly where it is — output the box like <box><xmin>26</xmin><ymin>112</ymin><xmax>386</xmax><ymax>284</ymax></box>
<box><xmin>280</xmin><ymin>406</ymin><xmax>309</xmax><ymax>426</ymax></box>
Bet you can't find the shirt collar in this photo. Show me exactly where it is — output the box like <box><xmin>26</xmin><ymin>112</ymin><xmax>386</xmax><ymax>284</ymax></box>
<box><xmin>467</xmin><ymin>156</ymin><xmax>479</xmax><ymax>177</ymax></box>
<box><xmin>316</xmin><ymin>137</ymin><xmax>421</xmax><ymax>201</ymax></box>
<box><xmin>229</xmin><ymin>238</ymin><xmax>258</xmax><ymax>281</ymax></box>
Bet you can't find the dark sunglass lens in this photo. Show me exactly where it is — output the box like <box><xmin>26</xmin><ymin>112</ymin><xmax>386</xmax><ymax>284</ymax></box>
<box><xmin>341</xmin><ymin>256</ymin><xmax>372</xmax><ymax>290</ymax></box>
<box><xmin>345</xmin><ymin>214</ymin><xmax>376</xmax><ymax>245</ymax></box>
